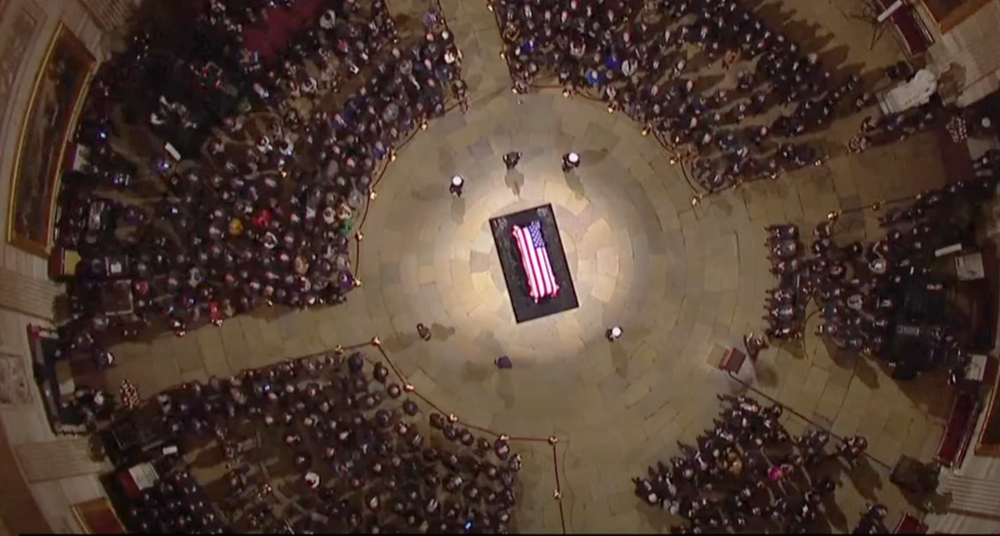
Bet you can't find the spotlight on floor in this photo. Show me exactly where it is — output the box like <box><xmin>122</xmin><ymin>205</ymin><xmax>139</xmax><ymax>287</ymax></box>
<box><xmin>606</xmin><ymin>326</ymin><xmax>623</xmax><ymax>341</ymax></box>
<box><xmin>562</xmin><ymin>152</ymin><xmax>580</xmax><ymax>172</ymax></box>
<box><xmin>450</xmin><ymin>175</ymin><xmax>465</xmax><ymax>197</ymax></box>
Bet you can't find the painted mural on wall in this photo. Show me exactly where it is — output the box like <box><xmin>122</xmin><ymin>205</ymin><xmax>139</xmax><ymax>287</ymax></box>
<box><xmin>0</xmin><ymin>1</ymin><xmax>44</xmax><ymax>139</ymax></box>
<box><xmin>8</xmin><ymin>22</ymin><xmax>95</xmax><ymax>257</ymax></box>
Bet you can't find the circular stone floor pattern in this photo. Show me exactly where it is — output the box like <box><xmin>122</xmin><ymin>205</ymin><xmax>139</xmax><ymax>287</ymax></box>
<box><xmin>334</xmin><ymin>89</ymin><xmax>775</xmax><ymax>530</ymax></box>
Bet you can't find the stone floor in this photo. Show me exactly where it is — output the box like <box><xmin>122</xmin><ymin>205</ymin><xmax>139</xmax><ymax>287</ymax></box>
<box><xmin>100</xmin><ymin>0</ymin><xmax>960</xmax><ymax>533</ymax></box>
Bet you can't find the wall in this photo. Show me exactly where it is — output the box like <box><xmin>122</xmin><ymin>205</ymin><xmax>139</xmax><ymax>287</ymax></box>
<box><xmin>0</xmin><ymin>0</ymin><xmax>134</xmax><ymax>533</ymax></box>
<box><xmin>924</xmin><ymin>0</ymin><xmax>1000</xmax><ymax>106</ymax></box>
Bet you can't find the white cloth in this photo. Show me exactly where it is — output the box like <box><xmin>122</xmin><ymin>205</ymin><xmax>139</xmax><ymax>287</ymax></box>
<box><xmin>879</xmin><ymin>69</ymin><xmax>937</xmax><ymax>114</ymax></box>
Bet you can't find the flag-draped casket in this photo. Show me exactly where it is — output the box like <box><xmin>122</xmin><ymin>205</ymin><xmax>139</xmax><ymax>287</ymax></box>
<box><xmin>512</xmin><ymin>220</ymin><xmax>559</xmax><ymax>302</ymax></box>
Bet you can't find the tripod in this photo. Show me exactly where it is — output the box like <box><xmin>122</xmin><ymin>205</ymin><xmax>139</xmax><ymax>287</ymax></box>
<box><xmin>846</xmin><ymin>0</ymin><xmax>889</xmax><ymax>51</ymax></box>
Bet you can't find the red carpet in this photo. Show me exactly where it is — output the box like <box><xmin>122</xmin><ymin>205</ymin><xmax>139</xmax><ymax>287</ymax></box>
<box><xmin>936</xmin><ymin>392</ymin><xmax>977</xmax><ymax>467</ymax></box>
<box><xmin>243</xmin><ymin>0</ymin><xmax>332</xmax><ymax>65</ymax></box>
<box><xmin>893</xmin><ymin>513</ymin><xmax>928</xmax><ymax>535</ymax></box>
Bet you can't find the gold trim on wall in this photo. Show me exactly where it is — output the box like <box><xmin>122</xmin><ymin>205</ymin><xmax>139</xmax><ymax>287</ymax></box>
<box><xmin>71</xmin><ymin>497</ymin><xmax>125</xmax><ymax>534</ymax></box>
<box><xmin>6</xmin><ymin>22</ymin><xmax>96</xmax><ymax>258</ymax></box>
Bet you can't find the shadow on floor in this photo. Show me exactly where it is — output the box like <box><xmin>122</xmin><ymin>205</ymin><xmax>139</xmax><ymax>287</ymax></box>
<box><xmin>563</xmin><ymin>170</ymin><xmax>586</xmax><ymax>198</ymax></box>
<box><xmin>896</xmin><ymin>370</ymin><xmax>955</xmax><ymax>421</ymax></box>
<box><xmin>497</xmin><ymin>368</ymin><xmax>516</xmax><ymax>408</ymax></box>
<box><xmin>505</xmin><ymin>169</ymin><xmax>525</xmax><ymax>196</ymax></box>
<box><xmin>381</xmin><ymin>330</ymin><xmax>421</xmax><ymax>353</ymax></box>
<box><xmin>846</xmin><ymin>457</ymin><xmax>884</xmax><ymax>501</ymax></box>
<box><xmin>429</xmin><ymin>323</ymin><xmax>456</xmax><ymax>341</ymax></box>
<box><xmin>754</xmin><ymin>360</ymin><xmax>780</xmax><ymax>387</ymax></box>
<box><xmin>452</xmin><ymin>195</ymin><xmax>466</xmax><ymax>223</ymax></box>
<box><xmin>579</xmin><ymin>147</ymin><xmax>609</xmax><ymax>165</ymax></box>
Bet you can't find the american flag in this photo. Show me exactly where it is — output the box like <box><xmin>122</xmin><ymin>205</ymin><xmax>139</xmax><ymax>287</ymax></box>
<box><xmin>512</xmin><ymin>220</ymin><xmax>560</xmax><ymax>302</ymax></box>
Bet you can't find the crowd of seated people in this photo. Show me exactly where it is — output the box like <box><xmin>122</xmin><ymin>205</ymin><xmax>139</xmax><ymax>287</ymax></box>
<box><xmin>759</xmin><ymin>173</ymin><xmax>999</xmax><ymax>379</ymax></box>
<box><xmin>634</xmin><ymin>395</ymin><xmax>869</xmax><ymax>534</ymax></box>
<box><xmin>125</xmin><ymin>464</ymin><xmax>228</xmax><ymax>534</ymax></box>
<box><xmin>55</xmin><ymin>0</ymin><xmax>464</xmax><ymax>369</ymax></box>
<box><xmin>125</xmin><ymin>351</ymin><xmax>519</xmax><ymax>533</ymax></box>
<box><xmin>490</xmin><ymin>0</ymin><xmax>879</xmax><ymax>192</ymax></box>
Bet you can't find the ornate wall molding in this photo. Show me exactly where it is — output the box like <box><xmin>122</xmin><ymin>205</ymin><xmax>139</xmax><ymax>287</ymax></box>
<box><xmin>78</xmin><ymin>0</ymin><xmax>135</xmax><ymax>33</ymax></box>
<box><xmin>0</xmin><ymin>0</ymin><xmax>45</xmax><ymax>145</ymax></box>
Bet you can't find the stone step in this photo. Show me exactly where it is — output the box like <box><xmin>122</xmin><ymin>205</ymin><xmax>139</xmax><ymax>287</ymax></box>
<box><xmin>938</xmin><ymin>473</ymin><xmax>1000</xmax><ymax>517</ymax></box>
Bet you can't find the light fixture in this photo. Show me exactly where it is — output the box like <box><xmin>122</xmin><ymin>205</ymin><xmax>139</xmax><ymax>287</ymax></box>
<box><xmin>641</xmin><ymin>126</ymin><xmax>650</xmax><ymax>136</ymax></box>
<box><xmin>562</xmin><ymin>88</ymin><xmax>571</xmax><ymax>97</ymax></box>
<box><xmin>691</xmin><ymin>196</ymin><xmax>701</xmax><ymax>207</ymax></box>
<box><xmin>355</xmin><ymin>232</ymin><xmax>364</xmax><ymax>242</ymax></box>
<box><xmin>354</xmin><ymin>278</ymin><xmax>363</xmax><ymax>287</ymax></box>
<box><xmin>669</xmin><ymin>156</ymin><xmax>677</xmax><ymax>165</ymax></box>
<box><xmin>487</xmin><ymin>1</ymin><xmax>493</xmax><ymax>11</ymax></box>
<box><xmin>548</xmin><ymin>436</ymin><xmax>559</xmax><ymax>445</ymax></box>
<box><xmin>420</xmin><ymin>121</ymin><xmax>428</xmax><ymax>130</ymax></box>
<box><xmin>369</xmin><ymin>190</ymin><xmax>378</xmax><ymax>200</ymax></box>
<box><xmin>499</xmin><ymin>51</ymin><xmax>506</xmax><ymax>59</ymax></box>
<box><xmin>607</xmin><ymin>104</ymin><xmax>615</xmax><ymax>113</ymax></box>
<box><xmin>870</xmin><ymin>201</ymin><xmax>883</xmax><ymax>211</ymax></box>
<box><xmin>371</xmin><ymin>336</ymin><xmax>381</xmax><ymax>347</ymax></box>
<box><xmin>826</xmin><ymin>210</ymin><xmax>841</xmax><ymax>222</ymax></box>
<box><xmin>448</xmin><ymin>414</ymin><xmax>459</xmax><ymax>423</ymax></box>
<box><xmin>390</xmin><ymin>151</ymin><xmax>397</xmax><ymax>162</ymax></box>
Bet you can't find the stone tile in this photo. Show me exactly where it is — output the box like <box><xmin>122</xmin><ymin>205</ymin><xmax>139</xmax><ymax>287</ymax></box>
<box><xmin>814</xmin><ymin>383</ymin><xmax>848</xmax><ymax>425</ymax></box>
<box><xmin>831</xmin><ymin>409</ymin><xmax>863</xmax><ymax>438</ymax></box>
